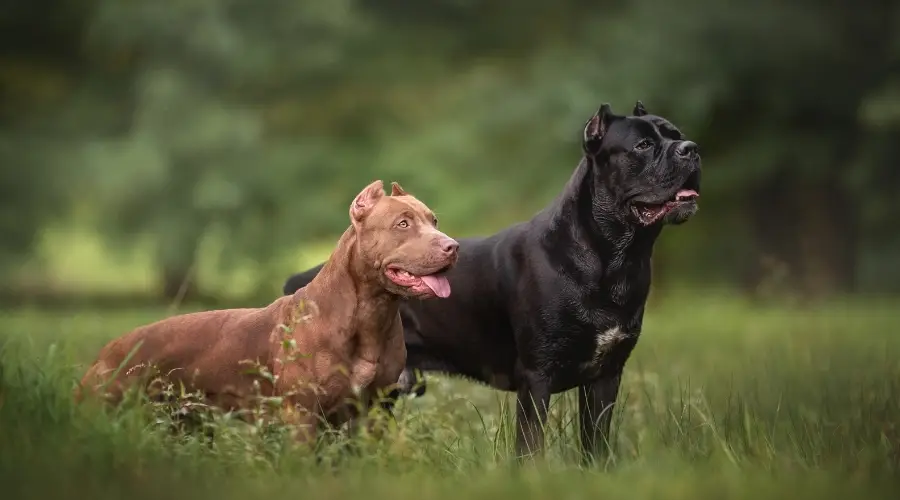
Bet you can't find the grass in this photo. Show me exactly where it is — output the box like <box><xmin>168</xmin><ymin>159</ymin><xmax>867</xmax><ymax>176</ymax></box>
<box><xmin>2</xmin><ymin>292</ymin><xmax>900</xmax><ymax>499</ymax></box>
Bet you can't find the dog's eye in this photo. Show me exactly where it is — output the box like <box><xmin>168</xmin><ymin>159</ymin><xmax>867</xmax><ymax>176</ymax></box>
<box><xmin>433</xmin><ymin>217</ymin><xmax>439</xmax><ymax>228</ymax></box>
<box><xmin>396</xmin><ymin>219</ymin><xmax>409</xmax><ymax>229</ymax></box>
<box><xmin>634</xmin><ymin>139</ymin><xmax>653</xmax><ymax>151</ymax></box>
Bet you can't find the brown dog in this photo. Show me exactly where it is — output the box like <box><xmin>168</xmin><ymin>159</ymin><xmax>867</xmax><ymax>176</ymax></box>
<box><xmin>77</xmin><ymin>180</ymin><xmax>459</xmax><ymax>443</ymax></box>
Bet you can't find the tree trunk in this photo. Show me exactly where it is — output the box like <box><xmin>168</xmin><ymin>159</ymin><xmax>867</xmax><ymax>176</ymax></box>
<box><xmin>742</xmin><ymin>171</ymin><xmax>795</xmax><ymax>298</ymax></box>
<box><xmin>158</xmin><ymin>227</ymin><xmax>201</xmax><ymax>303</ymax></box>
<box><xmin>161</xmin><ymin>262</ymin><xmax>198</xmax><ymax>303</ymax></box>
<box><xmin>792</xmin><ymin>181</ymin><xmax>858</xmax><ymax>297</ymax></box>
<box><xmin>788</xmin><ymin>117</ymin><xmax>862</xmax><ymax>297</ymax></box>
<box><xmin>744</xmin><ymin>173</ymin><xmax>858</xmax><ymax>299</ymax></box>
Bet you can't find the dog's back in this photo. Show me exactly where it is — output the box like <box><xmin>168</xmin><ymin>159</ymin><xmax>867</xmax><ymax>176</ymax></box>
<box><xmin>78</xmin><ymin>298</ymin><xmax>289</xmax><ymax>405</ymax></box>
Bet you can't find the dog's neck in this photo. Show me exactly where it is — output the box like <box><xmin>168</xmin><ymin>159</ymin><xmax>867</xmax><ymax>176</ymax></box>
<box><xmin>542</xmin><ymin>156</ymin><xmax>662</xmax><ymax>281</ymax></box>
<box><xmin>302</xmin><ymin>226</ymin><xmax>400</xmax><ymax>327</ymax></box>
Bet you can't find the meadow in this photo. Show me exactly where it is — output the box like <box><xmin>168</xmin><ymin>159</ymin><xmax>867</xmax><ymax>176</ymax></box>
<box><xmin>3</xmin><ymin>288</ymin><xmax>900</xmax><ymax>499</ymax></box>
<box><xmin>4</xmin><ymin>0</ymin><xmax>896</xmax><ymax>495</ymax></box>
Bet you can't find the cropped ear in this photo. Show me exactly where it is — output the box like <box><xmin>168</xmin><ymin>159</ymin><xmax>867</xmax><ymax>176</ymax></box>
<box><xmin>583</xmin><ymin>103</ymin><xmax>614</xmax><ymax>155</ymax></box>
<box><xmin>390</xmin><ymin>182</ymin><xmax>408</xmax><ymax>197</ymax></box>
<box><xmin>350</xmin><ymin>180</ymin><xmax>385</xmax><ymax>222</ymax></box>
<box><xmin>633</xmin><ymin>100</ymin><xmax>648</xmax><ymax>117</ymax></box>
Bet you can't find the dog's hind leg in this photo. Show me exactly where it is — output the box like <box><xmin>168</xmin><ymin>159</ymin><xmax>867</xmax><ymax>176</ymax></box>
<box><xmin>374</xmin><ymin>368</ymin><xmax>424</xmax><ymax>418</ymax></box>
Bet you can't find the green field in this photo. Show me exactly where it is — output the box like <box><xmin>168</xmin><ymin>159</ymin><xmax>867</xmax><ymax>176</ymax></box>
<box><xmin>2</xmin><ymin>293</ymin><xmax>900</xmax><ymax>499</ymax></box>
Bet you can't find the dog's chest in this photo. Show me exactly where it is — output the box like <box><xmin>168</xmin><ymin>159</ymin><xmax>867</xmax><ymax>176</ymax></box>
<box><xmin>535</xmin><ymin>299</ymin><xmax>642</xmax><ymax>388</ymax></box>
<box><xmin>537</xmin><ymin>321</ymin><xmax>637</xmax><ymax>391</ymax></box>
<box><xmin>578</xmin><ymin>325</ymin><xmax>631</xmax><ymax>374</ymax></box>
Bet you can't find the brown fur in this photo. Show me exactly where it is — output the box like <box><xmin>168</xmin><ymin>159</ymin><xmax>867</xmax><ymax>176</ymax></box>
<box><xmin>77</xmin><ymin>180</ymin><xmax>458</xmax><ymax>444</ymax></box>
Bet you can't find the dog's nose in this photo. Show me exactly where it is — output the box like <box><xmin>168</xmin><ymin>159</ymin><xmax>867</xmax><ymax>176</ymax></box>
<box><xmin>439</xmin><ymin>238</ymin><xmax>459</xmax><ymax>255</ymax></box>
<box><xmin>676</xmin><ymin>141</ymin><xmax>698</xmax><ymax>158</ymax></box>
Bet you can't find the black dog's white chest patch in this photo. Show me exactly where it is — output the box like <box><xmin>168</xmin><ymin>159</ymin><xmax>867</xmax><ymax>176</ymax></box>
<box><xmin>579</xmin><ymin>325</ymin><xmax>630</xmax><ymax>373</ymax></box>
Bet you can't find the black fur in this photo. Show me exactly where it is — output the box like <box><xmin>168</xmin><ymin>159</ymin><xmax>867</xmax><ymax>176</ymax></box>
<box><xmin>283</xmin><ymin>101</ymin><xmax>702</xmax><ymax>462</ymax></box>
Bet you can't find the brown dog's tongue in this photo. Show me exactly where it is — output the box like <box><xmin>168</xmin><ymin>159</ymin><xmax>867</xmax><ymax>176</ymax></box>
<box><xmin>421</xmin><ymin>275</ymin><xmax>451</xmax><ymax>298</ymax></box>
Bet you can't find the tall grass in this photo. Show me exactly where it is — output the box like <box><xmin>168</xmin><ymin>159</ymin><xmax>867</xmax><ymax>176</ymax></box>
<box><xmin>1</xmin><ymin>292</ymin><xmax>899</xmax><ymax>499</ymax></box>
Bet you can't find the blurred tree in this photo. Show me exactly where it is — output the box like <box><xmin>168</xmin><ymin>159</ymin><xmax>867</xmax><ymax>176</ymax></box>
<box><xmin>589</xmin><ymin>0</ymin><xmax>900</xmax><ymax>296</ymax></box>
<box><xmin>2</xmin><ymin>0</ymin><xmax>898</xmax><ymax>303</ymax></box>
<box><xmin>375</xmin><ymin>0</ymin><xmax>900</xmax><ymax>296</ymax></box>
<box><xmin>81</xmin><ymin>0</ymin><xmax>384</xmax><ymax>299</ymax></box>
<box><xmin>0</xmin><ymin>0</ymin><xmax>98</xmax><ymax>268</ymax></box>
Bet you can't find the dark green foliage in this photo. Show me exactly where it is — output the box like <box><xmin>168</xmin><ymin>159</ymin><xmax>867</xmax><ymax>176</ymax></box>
<box><xmin>0</xmin><ymin>0</ymin><xmax>898</xmax><ymax>299</ymax></box>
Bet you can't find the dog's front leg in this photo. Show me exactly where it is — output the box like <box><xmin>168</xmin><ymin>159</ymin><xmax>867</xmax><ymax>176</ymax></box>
<box><xmin>578</xmin><ymin>373</ymin><xmax>623</xmax><ymax>465</ymax></box>
<box><xmin>281</xmin><ymin>403</ymin><xmax>318</xmax><ymax>447</ymax></box>
<box><xmin>349</xmin><ymin>325</ymin><xmax>382</xmax><ymax>394</ymax></box>
<box><xmin>349</xmin><ymin>359</ymin><xmax>377</xmax><ymax>396</ymax></box>
<box><xmin>514</xmin><ymin>369</ymin><xmax>551</xmax><ymax>461</ymax></box>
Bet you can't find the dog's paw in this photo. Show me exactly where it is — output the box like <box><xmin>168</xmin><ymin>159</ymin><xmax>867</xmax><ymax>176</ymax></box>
<box><xmin>398</xmin><ymin>369</ymin><xmax>427</xmax><ymax>398</ymax></box>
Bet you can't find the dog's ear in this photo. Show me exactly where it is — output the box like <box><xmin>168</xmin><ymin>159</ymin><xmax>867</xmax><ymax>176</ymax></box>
<box><xmin>350</xmin><ymin>180</ymin><xmax>385</xmax><ymax>221</ymax></box>
<box><xmin>583</xmin><ymin>103</ymin><xmax>614</xmax><ymax>154</ymax></box>
<box><xmin>390</xmin><ymin>182</ymin><xmax>408</xmax><ymax>197</ymax></box>
<box><xmin>633</xmin><ymin>100</ymin><xmax>648</xmax><ymax>117</ymax></box>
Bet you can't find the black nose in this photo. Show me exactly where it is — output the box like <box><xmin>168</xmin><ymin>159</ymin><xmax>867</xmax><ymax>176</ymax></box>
<box><xmin>676</xmin><ymin>141</ymin><xmax>698</xmax><ymax>158</ymax></box>
<box><xmin>439</xmin><ymin>238</ymin><xmax>459</xmax><ymax>255</ymax></box>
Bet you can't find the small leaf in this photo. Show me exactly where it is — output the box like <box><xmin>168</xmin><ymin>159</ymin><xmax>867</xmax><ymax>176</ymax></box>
<box><xmin>282</xmin><ymin>338</ymin><xmax>297</xmax><ymax>352</ymax></box>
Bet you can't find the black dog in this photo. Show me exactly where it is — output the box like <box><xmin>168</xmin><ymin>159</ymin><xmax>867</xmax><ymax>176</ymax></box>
<box><xmin>283</xmin><ymin>102</ymin><xmax>702</xmax><ymax>461</ymax></box>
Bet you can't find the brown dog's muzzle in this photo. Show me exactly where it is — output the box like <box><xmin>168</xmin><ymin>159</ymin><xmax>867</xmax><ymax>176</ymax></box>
<box><xmin>383</xmin><ymin>230</ymin><xmax>459</xmax><ymax>299</ymax></box>
<box><xmin>436</xmin><ymin>236</ymin><xmax>459</xmax><ymax>263</ymax></box>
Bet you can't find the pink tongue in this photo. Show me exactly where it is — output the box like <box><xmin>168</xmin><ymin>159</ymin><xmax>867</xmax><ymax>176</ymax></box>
<box><xmin>676</xmin><ymin>189</ymin><xmax>698</xmax><ymax>198</ymax></box>
<box><xmin>421</xmin><ymin>275</ymin><xmax>451</xmax><ymax>298</ymax></box>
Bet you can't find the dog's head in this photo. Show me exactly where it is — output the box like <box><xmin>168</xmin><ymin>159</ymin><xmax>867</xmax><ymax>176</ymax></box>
<box><xmin>582</xmin><ymin>101</ymin><xmax>701</xmax><ymax>227</ymax></box>
<box><xmin>349</xmin><ymin>180</ymin><xmax>459</xmax><ymax>299</ymax></box>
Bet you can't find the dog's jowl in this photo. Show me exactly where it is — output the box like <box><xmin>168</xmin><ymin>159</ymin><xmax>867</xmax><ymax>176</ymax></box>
<box><xmin>283</xmin><ymin>101</ymin><xmax>702</xmax><ymax>461</ymax></box>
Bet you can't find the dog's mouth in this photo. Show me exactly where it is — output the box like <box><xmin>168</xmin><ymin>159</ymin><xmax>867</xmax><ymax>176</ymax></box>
<box><xmin>385</xmin><ymin>265</ymin><xmax>452</xmax><ymax>298</ymax></box>
<box><xmin>631</xmin><ymin>171</ymin><xmax>700</xmax><ymax>226</ymax></box>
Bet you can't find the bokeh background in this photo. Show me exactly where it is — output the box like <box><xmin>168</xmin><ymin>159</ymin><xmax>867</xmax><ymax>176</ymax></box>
<box><xmin>2</xmin><ymin>2</ymin><xmax>900</xmax><ymax>498</ymax></box>
<box><xmin>3</xmin><ymin>0</ymin><xmax>898</xmax><ymax>307</ymax></box>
